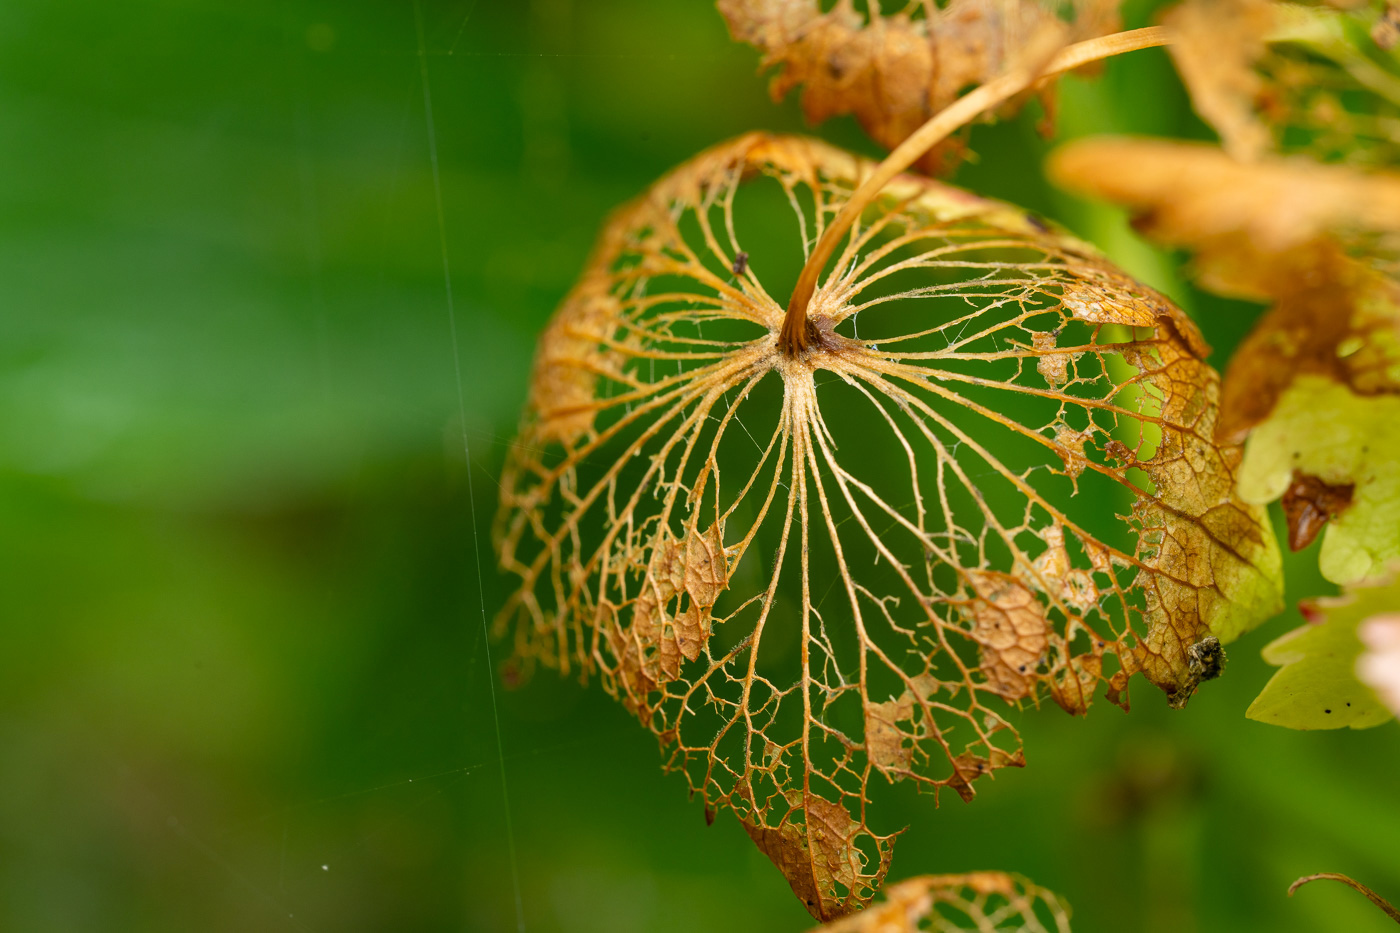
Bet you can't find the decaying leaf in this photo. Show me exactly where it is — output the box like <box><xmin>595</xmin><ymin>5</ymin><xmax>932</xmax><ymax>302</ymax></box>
<box><xmin>1234</xmin><ymin>374</ymin><xmax>1400</xmax><ymax>584</ymax></box>
<box><xmin>813</xmin><ymin>872</ymin><xmax>1071</xmax><ymax>933</ymax></box>
<box><xmin>1222</xmin><ymin>251</ymin><xmax>1400</xmax><ymax>583</ymax></box>
<box><xmin>495</xmin><ymin>133</ymin><xmax>1281</xmax><ymax>918</ymax></box>
<box><xmin>744</xmin><ymin>790</ymin><xmax>895</xmax><ymax>919</ymax></box>
<box><xmin>1162</xmin><ymin>0</ymin><xmax>1276</xmax><ymax>162</ymax></box>
<box><xmin>1377</xmin><ymin>2</ymin><xmax>1400</xmax><ymax>51</ymax></box>
<box><xmin>718</xmin><ymin>0</ymin><xmax>1118</xmax><ymax>174</ymax></box>
<box><xmin>1161</xmin><ymin>0</ymin><xmax>1400</xmax><ymax>165</ymax></box>
<box><xmin>1247</xmin><ymin>570</ymin><xmax>1400</xmax><ymax>729</ymax></box>
<box><xmin>1046</xmin><ymin>139</ymin><xmax>1400</xmax><ymax>299</ymax></box>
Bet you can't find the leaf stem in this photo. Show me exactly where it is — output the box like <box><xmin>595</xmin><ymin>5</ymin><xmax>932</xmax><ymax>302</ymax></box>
<box><xmin>779</xmin><ymin>25</ymin><xmax>1171</xmax><ymax>357</ymax></box>
<box><xmin>1289</xmin><ymin>873</ymin><xmax>1400</xmax><ymax>925</ymax></box>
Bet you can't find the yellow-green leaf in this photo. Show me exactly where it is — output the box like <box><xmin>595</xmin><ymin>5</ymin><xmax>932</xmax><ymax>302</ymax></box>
<box><xmin>1246</xmin><ymin>576</ymin><xmax>1399</xmax><ymax>730</ymax></box>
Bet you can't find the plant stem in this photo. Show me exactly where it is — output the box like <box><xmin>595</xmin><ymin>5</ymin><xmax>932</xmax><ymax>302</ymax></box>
<box><xmin>1289</xmin><ymin>873</ymin><xmax>1400</xmax><ymax>925</ymax></box>
<box><xmin>779</xmin><ymin>25</ymin><xmax>1170</xmax><ymax>357</ymax></box>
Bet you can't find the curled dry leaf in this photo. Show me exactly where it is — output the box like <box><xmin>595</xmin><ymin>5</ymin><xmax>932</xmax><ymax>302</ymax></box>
<box><xmin>1163</xmin><ymin>0</ymin><xmax>1400</xmax><ymax>164</ymax></box>
<box><xmin>1162</xmin><ymin>0</ymin><xmax>1277</xmax><ymax>162</ymax></box>
<box><xmin>1046</xmin><ymin>138</ymin><xmax>1400</xmax><ymax>299</ymax></box>
<box><xmin>494</xmin><ymin>133</ymin><xmax>1281</xmax><ymax>918</ymax></box>
<box><xmin>812</xmin><ymin>872</ymin><xmax>1071</xmax><ymax>933</ymax></box>
<box><xmin>717</xmin><ymin>0</ymin><xmax>1119</xmax><ymax>175</ymax></box>
<box><xmin>1248</xmin><ymin>569</ymin><xmax>1400</xmax><ymax>729</ymax></box>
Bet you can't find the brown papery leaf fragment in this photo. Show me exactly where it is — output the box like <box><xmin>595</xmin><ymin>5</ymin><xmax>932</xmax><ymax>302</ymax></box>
<box><xmin>743</xmin><ymin>790</ymin><xmax>895</xmax><ymax>921</ymax></box>
<box><xmin>1163</xmin><ymin>0</ymin><xmax>1276</xmax><ymax>162</ymax></box>
<box><xmin>813</xmin><ymin>872</ymin><xmax>1072</xmax><ymax>932</ymax></box>
<box><xmin>1374</xmin><ymin>2</ymin><xmax>1400</xmax><ymax>52</ymax></box>
<box><xmin>496</xmin><ymin>133</ymin><xmax>1281</xmax><ymax>918</ymax></box>
<box><xmin>1047</xmin><ymin>138</ymin><xmax>1400</xmax><ymax>299</ymax></box>
<box><xmin>1281</xmin><ymin>471</ymin><xmax>1356</xmax><ymax>551</ymax></box>
<box><xmin>718</xmin><ymin>0</ymin><xmax>1119</xmax><ymax>174</ymax></box>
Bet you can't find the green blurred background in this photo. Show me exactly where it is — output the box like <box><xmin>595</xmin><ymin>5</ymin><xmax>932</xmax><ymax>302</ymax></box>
<box><xmin>2</xmin><ymin>1</ymin><xmax>1397</xmax><ymax>930</ymax></box>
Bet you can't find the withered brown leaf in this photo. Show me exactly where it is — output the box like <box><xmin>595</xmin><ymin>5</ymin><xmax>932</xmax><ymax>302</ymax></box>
<box><xmin>812</xmin><ymin>872</ymin><xmax>1071</xmax><ymax>932</ymax></box>
<box><xmin>1047</xmin><ymin>138</ymin><xmax>1400</xmax><ymax>299</ymax></box>
<box><xmin>1163</xmin><ymin>0</ymin><xmax>1276</xmax><ymax>162</ymax></box>
<box><xmin>494</xmin><ymin>133</ymin><xmax>1281</xmax><ymax>918</ymax></box>
<box><xmin>718</xmin><ymin>0</ymin><xmax>1118</xmax><ymax>174</ymax></box>
<box><xmin>1162</xmin><ymin>0</ymin><xmax>1400</xmax><ymax>165</ymax></box>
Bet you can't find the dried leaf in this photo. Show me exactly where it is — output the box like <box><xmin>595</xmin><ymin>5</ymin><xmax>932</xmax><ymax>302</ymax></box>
<box><xmin>718</xmin><ymin>0</ymin><xmax>1117</xmax><ymax>174</ymax></box>
<box><xmin>742</xmin><ymin>790</ymin><xmax>895</xmax><ymax>920</ymax></box>
<box><xmin>1247</xmin><ymin>570</ymin><xmax>1399</xmax><ymax>729</ymax></box>
<box><xmin>812</xmin><ymin>872</ymin><xmax>1071</xmax><ymax>933</ymax></box>
<box><xmin>495</xmin><ymin>133</ymin><xmax>1281</xmax><ymax>917</ymax></box>
<box><xmin>1047</xmin><ymin>138</ymin><xmax>1400</xmax><ymax>299</ymax></box>
<box><xmin>966</xmin><ymin>571</ymin><xmax>1050</xmax><ymax>700</ymax></box>
<box><xmin>1163</xmin><ymin>0</ymin><xmax>1276</xmax><ymax>161</ymax></box>
<box><xmin>1377</xmin><ymin>2</ymin><xmax>1400</xmax><ymax>51</ymax></box>
<box><xmin>1215</xmin><ymin>245</ymin><xmax>1400</xmax><ymax>431</ymax></box>
<box><xmin>1162</xmin><ymin>0</ymin><xmax>1400</xmax><ymax>165</ymax></box>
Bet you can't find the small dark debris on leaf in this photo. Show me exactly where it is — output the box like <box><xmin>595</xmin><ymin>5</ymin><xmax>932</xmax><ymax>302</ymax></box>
<box><xmin>1170</xmin><ymin>635</ymin><xmax>1228</xmax><ymax>708</ymax></box>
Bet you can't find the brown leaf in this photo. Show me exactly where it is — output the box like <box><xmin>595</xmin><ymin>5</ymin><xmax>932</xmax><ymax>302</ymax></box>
<box><xmin>742</xmin><ymin>791</ymin><xmax>895</xmax><ymax>922</ymax></box>
<box><xmin>496</xmin><ymin>133</ymin><xmax>1281</xmax><ymax>916</ymax></box>
<box><xmin>1048</xmin><ymin>138</ymin><xmax>1400</xmax><ymax>299</ymax></box>
<box><xmin>967</xmin><ymin>571</ymin><xmax>1050</xmax><ymax>700</ymax></box>
<box><xmin>718</xmin><ymin>0</ymin><xmax>1116</xmax><ymax>174</ymax></box>
<box><xmin>864</xmin><ymin>692</ymin><xmax>916</xmax><ymax>775</ymax></box>
<box><xmin>608</xmin><ymin>522</ymin><xmax>732</xmax><ymax>715</ymax></box>
<box><xmin>1219</xmin><ymin>252</ymin><xmax>1400</xmax><ymax>442</ymax></box>
<box><xmin>1377</xmin><ymin>2</ymin><xmax>1400</xmax><ymax>51</ymax></box>
<box><xmin>946</xmin><ymin>747</ymin><xmax>1026</xmax><ymax>803</ymax></box>
<box><xmin>1163</xmin><ymin>0</ymin><xmax>1276</xmax><ymax>161</ymax></box>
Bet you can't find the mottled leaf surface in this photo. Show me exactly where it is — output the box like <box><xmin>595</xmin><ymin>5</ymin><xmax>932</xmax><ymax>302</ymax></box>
<box><xmin>1248</xmin><ymin>573</ymin><xmax>1399</xmax><ymax>729</ymax></box>
<box><xmin>495</xmin><ymin>133</ymin><xmax>1281</xmax><ymax>918</ymax></box>
<box><xmin>717</xmin><ymin>0</ymin><xmax>1117</xmax><ymax>174</ymax></box>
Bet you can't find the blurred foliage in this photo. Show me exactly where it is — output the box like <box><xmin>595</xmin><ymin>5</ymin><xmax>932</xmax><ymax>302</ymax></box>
<box><xmin>1</xmin><ymin>1</ymin><xmax>1398</xmax><ymax>932</ymax></box>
